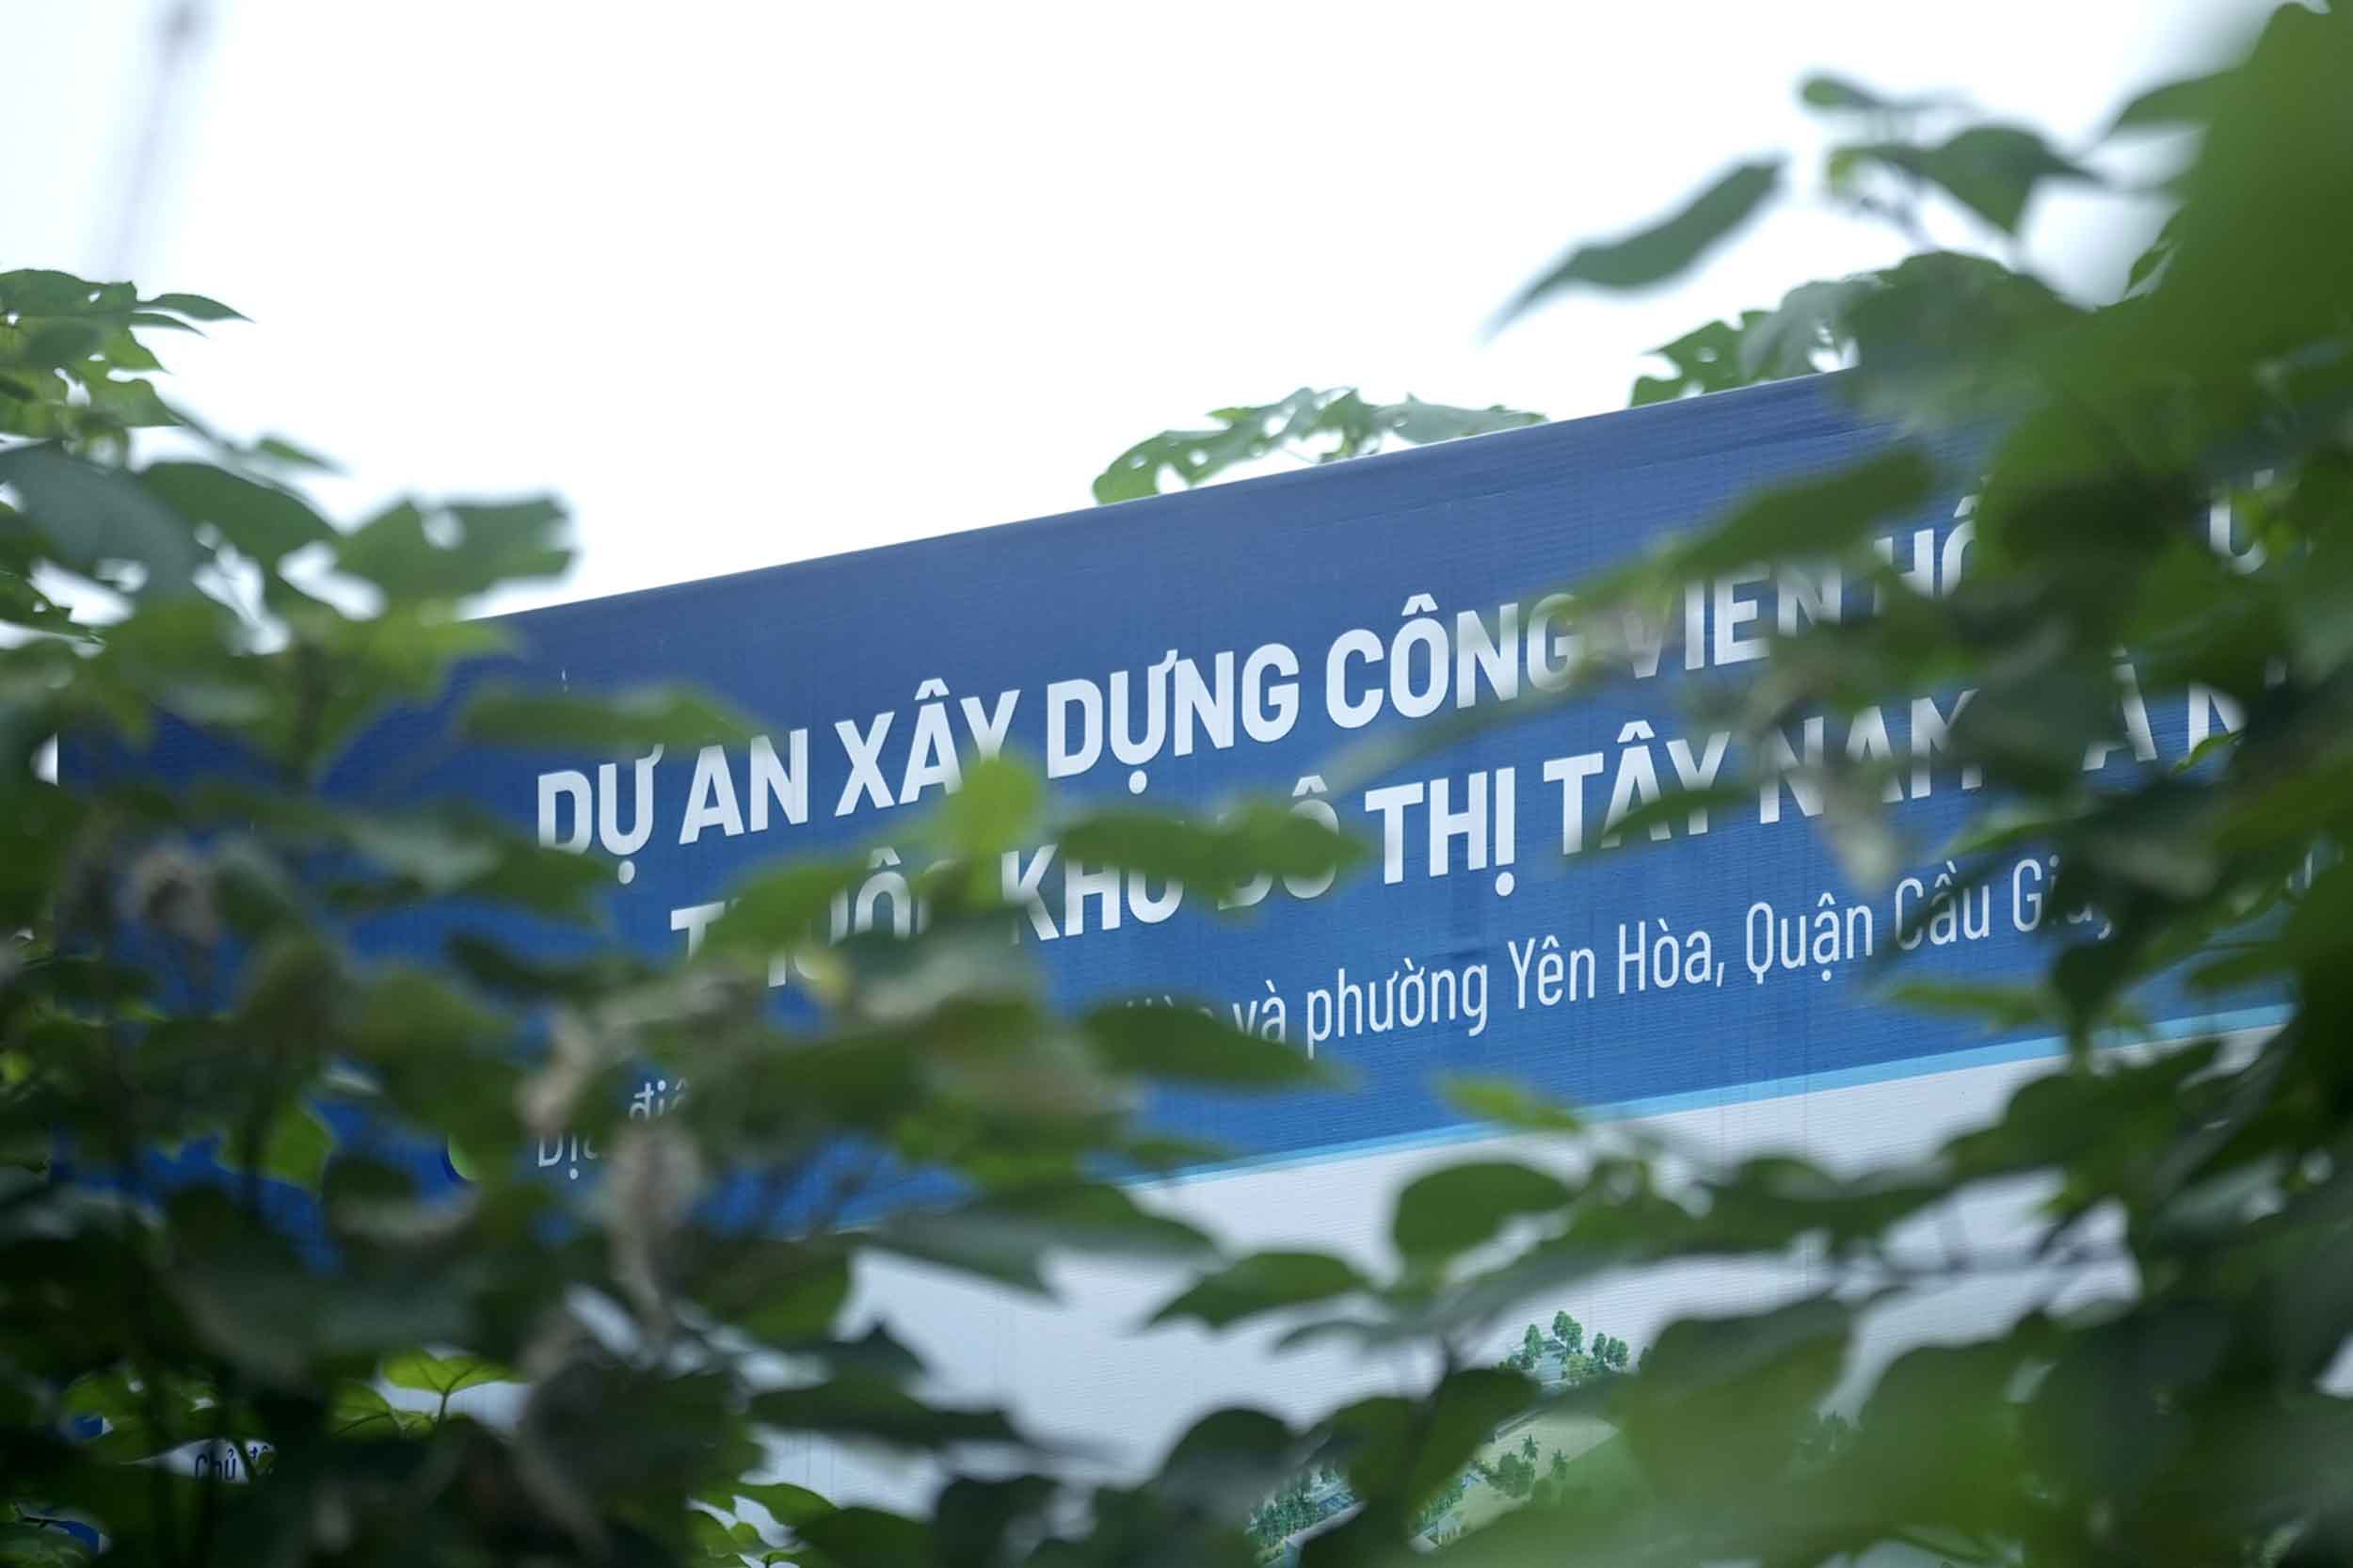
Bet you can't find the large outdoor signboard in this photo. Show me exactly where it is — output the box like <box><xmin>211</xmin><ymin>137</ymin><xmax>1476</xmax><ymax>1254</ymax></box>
<box><xmin>139</xmin><ymin>374</ymin><xmax>2272</xmax><ymax>1507</ymax></box>
<box><xmin>328</xmin><ymin>375</ymin><xmax>2259</xmax><ymax>1162</ymax></box>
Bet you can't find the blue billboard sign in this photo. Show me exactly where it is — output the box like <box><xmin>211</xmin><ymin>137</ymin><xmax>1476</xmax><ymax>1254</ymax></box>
<box><xmin>132</xmin><ymin>376</ymin><xmax>2273</xmax><ymax>1180</ymax></box>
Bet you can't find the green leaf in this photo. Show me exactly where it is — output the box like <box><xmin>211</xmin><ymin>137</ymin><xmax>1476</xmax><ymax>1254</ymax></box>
<box><xmin>1850</xmin><ymin>1339</ymin><xmax>2026</xmax><ymax>1521</ymax></box>
<box><xmin>381</xmin><ymin>1350</ymin><xmax>514</xmax><ymax>1400</ymax></box>
<box><xmin>872</xmin><ymin>1183</ymin><xmax>1210</xmax><ymax>1295</ymax></box>
<box><xmin>2134</xmin><ymin>2</ymin><xmax>2353</xmax><ymax>377</ymax></box>
<box><xmin>342</xmin><ymin>968</ymin><xmax>520</xmax><ymax>1152</ymax></box>
<box><xmin>334</xmin><ymin>495</ymin><xmax>569</xmax><ymax>600</ymax></box>
<box><xmin>1881</xmin><ymin>979</ymin><xmax>2065</xmax><ymax>1032</ymax></box>
<box><xmin>1613</xmin><ymin>1295</ymin><xmax>1849</xmax><ymax>1505</ymax></box>
<box><xmin>1080</xmin><ymin>1002</ymin><xmax>1330</xmax><ymax>1090</ymax></box>
<box><xmin>699</xmin><ymin>1244</ymin><xmax>854</xmax><ymax>1347</ymax></box>
<box><xmin>1441</xmin><ymin>1076</ymin><xmax>1584</xmax><ymax>1134</ymax></box>
<box><xmin>686</xmin><ymin>1509</ymin><xmax>748</xmax><ymax>1562</ymax></box>
<box><xmin>167</xmin><ymin>1200</ymin><xmax>472</xmax><ymax>1384</ymax></box>
<box><xmin>1093</xmin><ymin>389</ymin><xmax>1540</xmax><ymax>503</ymax></box>
<box><xmin>346</xmin><ymin>806</ymin><xmax>610</xmax><ymax>918</ymax></box>
<box><xmin>2024</xmin><ymin>1305</ymin><xmax>2229</xmax><ymax>1508</ymax></box>
<box><xmin>0</xmin><ymin>1521</ymin><xmax>97</xmax><ymax>1567</ymax></box>
<box><xmin>1835</xmin><ymin>250</ymin><xmax>2077</xmax><ymax>421</ymax></box>
<box><xmin>1497</xmin><ymin>160</ymin><xmax>1782</xmax><ymax>326</ymax></box>
<box><xmin>1380</xmin><ymin>396</ymin><xmax>1545</xmax><ymax>445</ymax></box>
<box><xmin>1</xmin><ymin>269</ymin><xmax>126</xmax><ymax>315</ymax></box>
<box><xmin>702</xmin><ymin>855</ymin><xmax>868</xmax><ymax>958</ymax></box>
<box><xmin>139</xmin><ymin>291</ymin><xmax>247</xmax><ymax>322</ymax></box>
<box><xmin>325</xmin><ymin>799</ymin><xmax>505</xmax><ymax>883</ymax></box>
<box><xmin>141</xmin><ymin>459</ymin><xmax>336</xmax><ymax>564</ymax></box>
<box><xmin>1799</xmin><ymin>74</ymin><xmax>1954</xmax><ymax>113</ymax></box>
<box><xmin>127</xmin><ymin>309</ymin><xmax>203</xmax><ymax>332</ymax></box>
<box><xmin>1582</xmin><ymin>780</ymin><xmax>1753</xmax><ymax>852</ymax></box>
<box><xmin>1391</xmin><ymin>1160</ymin><xmax>1571</xmax><ymax>1268</ymax></box>
<box><xmin>930</xmin><ymin>1476</ymin><xmax>1059</xmax><ymax>1568</ymax></box>
<box><xmin>81</xmin><ymin>376</ymin><xmax>185</xmax><ymax>429</ymax></box>
<box><xmin>1669</xmin><ymin>445</ymin><xmax>1937</xmax><ymax>579</ymax></box>
<box><xmin>749</xmin><ymin>1378</ymin><xmax>1027</xmax><ymax>1452</ymax></box>
<box><xmin>1328</xmin><ymin>1367</ymin><xmax>1538</xmax><ymax>1517</ymax></box>
<box><xmin>1738</xmin><ymin>277</ymin><xmax>1869</xmax><ymax>381</ymax></box>
<box><xmin>1626</xmin><ymin>279</ymin><xmax>1865</xmax><ymax>406</ymax></box>
<box><xmin>0</xmin><ymin>444</ymin><xmax>203</xmax><ymax>594</ymax></box>
<box><xmin>1146</xmin><ymin>1250</ymin><xmax>1370</xmax><ymax>1331</ymax></box>
<box><xmin>260</xmin><ymin>1103</ymin><xmax>334</xmax><ymax>1191</ymax></box>
<box><xmin>518</xmin><ymin>1367</ymin><xmax>756</xmax><ymax>1528</ymax></box>
<box><xmin>1056</xmin><ymin>803</ymin><xmax>1361</xmax><ymax>899</ymax></box>
<box><xmin>1630</xmin><ymin>315</ymin><xmax>1763</xmax><ymax>405</ymax></box>
<box><xmin>16</xmin><ymin>322</ymin><xmax>103</xmax><ymax>372</ymax></box>
<box><xmin>443</xmin><ymin>934</ymin><xmax>656</xmax><ymax>1002</ymax></box>
<box><xmin>791</xmin><ymin>1507</ymin><xmax>931</xmax><ymax>1568</ymax></box>
<box><xmin>1843</xmin><ymin>125</ymin><xmax>2099</xmax><ymax>235</ymax></box>
<box><xmin>456</xmin><ymin>680</ymin><xmax>757</xmax><ymax>755</ymax></box>
<box><xmin>329</xmin><ymin>1381</ymin><xmax>415</xmax><ymax>1437</ymax></box>
<box><xmin>250</xmin><ymin>434</ymin><xmax>339</xmax><ymax>472</ymax></box>
<box><xmin>933</xmin><ymin>753</ymin><xmax>1042</xmax><ymax>860</ymax></box>
<box><xmin>717</xmin><ymin>1482</ymin><xmax>833</xmax><ymax>1529</ymax></box>
<box><xmin>60</xmin><ymin>1368</ymin><xmax>165</xmax><ymax>1461</ymax></box>
<box><xmin>2105</xmin><ymin>71</ymin><xmax>2225</xmax><ymax>136</ymax></box>
<box><xmin>1094</xmin><ymin>387</ymin><xmax>1318</xmax><ymax>503</ymax></box>
<box><xmin>94</xmin><ymin>325</ymin><xmax>162</xmax><ymax>374</ymax></box>
<box><xmin>1801</xmin><ymin>73</ymin><xmax>1878</xmax><ymax>109</ymax></box>
<box><xmin>231</xmin><ymin>933</ymin><xmax>344</xmax><ymax>1059</ymax></box>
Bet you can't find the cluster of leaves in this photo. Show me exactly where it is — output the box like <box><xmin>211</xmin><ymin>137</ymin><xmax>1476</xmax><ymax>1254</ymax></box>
<box><xmin>0</xmin><ymin>273</ymin><xmax>242</xmax><ymax>457</ymax></box>
<box><xmin>0</xmin><ymin>266</ymin><xmax>1392</xmax><ymax>1566</ymax></box>
<box><xmin>1500</xmin><ymin>68</ymin><xmax>2148</xmax><ymax>408</ymax></box>
<box><xmin>1090</xmin><ymin>389</ymin><xmax>1542</xmax><ymax>504</ymax></box>
<box><xmin>1101</xmin><ymin>6</ymin><xmax>2353</xmax><ymax>1566</ymax></box>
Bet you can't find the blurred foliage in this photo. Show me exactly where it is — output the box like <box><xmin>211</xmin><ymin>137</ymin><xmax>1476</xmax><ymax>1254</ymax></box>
<box><xmin>1091</xmin><ymin>390</ymin><xmax>1543</xmax><ymax>504</ymax></box>
<box><xmin>1098</xmin><ymin>6</ymin><xmax>2353</xmax><ymax>1566</ymax></box>
<box><xmin>7</xmin><ymin>2</ymin><xmax>2353</xmax><ymax>1564</ymax></box>
<box><xmin>0</xmin><ymin>265</ymin><xmax>1367</xmax><ymax>1563</ymax></box>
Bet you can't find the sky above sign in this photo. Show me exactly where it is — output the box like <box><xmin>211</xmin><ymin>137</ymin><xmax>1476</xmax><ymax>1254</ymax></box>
<box><xmin>1</xmin><ymin>0</ymin><xmax>2265</xmax><ymax>610</ymax></box>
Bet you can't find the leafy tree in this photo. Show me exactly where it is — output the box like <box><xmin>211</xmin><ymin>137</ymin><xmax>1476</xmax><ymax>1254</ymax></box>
<box><xmin>1092</xmin><ymin>389</ymin><xmax>1541</xmax><ymax>504</ymax></box>
<box><xmin>0</xmin><ymin>269</ymin><xmax>1358</xmax><ymax>1565</ymax></box>
<box><xmin>1485</xmin><ymin>1452</ymin><xmax>1535</xmax><ymax>1502</ymax></box>
<box><xmin>1104</xmin><ymin>5</ymin><xmax>2353</xmax><ymax>1565</ymax></box>
<box><xmin>1247</xmin><ymin>1475</ymin><xmax>1327</xmax><ymax>1552</ymax></box>
<box><xmin>1549</xmin><ymin>1311</ymin><xmax>1581</xmax><ymax>1355</ymax></box>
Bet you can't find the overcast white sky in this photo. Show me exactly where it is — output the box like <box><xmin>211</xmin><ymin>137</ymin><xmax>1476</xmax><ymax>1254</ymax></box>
<box><xmin>4</xmin><ymin>0</ymin><xmax>2267</xmax><ymax>612</ymax></box>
